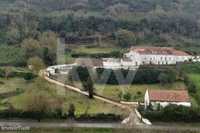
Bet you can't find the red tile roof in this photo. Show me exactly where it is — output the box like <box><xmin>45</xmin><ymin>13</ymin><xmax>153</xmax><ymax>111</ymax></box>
<box><xmin>131</xmin><ymin>47</ymin><xmax>190</xmax><ymax>56</ymax></box>
<box><xmin>148</xmin><ymin>90</ymin><xmax>190</xmax><ymax>102</ymax></box>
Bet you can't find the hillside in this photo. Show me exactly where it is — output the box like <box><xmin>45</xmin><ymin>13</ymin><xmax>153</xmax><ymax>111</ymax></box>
<box><xmin>0</xmin><ymin>0</ymin><xmax>200</xmax><ymax>67</ymax></box>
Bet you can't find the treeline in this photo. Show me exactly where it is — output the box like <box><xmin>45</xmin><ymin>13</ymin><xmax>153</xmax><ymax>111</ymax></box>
<box><xmin>0</xmin><ymin>109</ymin><xmax>121</xmax><ymax>122</ymax></box>
<box><xmin>71</xmin><ymin>51</ymin><xmax>123</xmax><ymax>58</ymax></box>
<box><xmin>1</xmin><ymin>6</ymin><xmax>200</xmax><ymax>44</ymax></box>
<box><xmin>39</xmin><ymin>14</ymin><xmax>200</xmax><ymax>39</ymax></box>
<box><xmin>0</xmin><ymin>46</ymin><xmax>26</xmax><ymax>66</ymax></box>
<box><xmin>11</xmin><ymin>0</ymin><xmax>200</xmax><ymax>16</ymax></box>
<box><xmin>68</xmin><ymin>66</ymin><xmax>177</xmax><ymax>85</ymax></box>
<box><xmin>1</xmin><ymin>0</ymin><xmax>200</xmax><ymax>67</ymax></box>
<box><xmin>140</xmin><ymin>105</ymin><xmax>200</xmax><ymax>122</ymax></box>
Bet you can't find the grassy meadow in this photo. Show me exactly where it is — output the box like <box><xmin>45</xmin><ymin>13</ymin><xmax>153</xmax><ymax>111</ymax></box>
<box><xmin>0</xmin><ymin>76</ymin><xmax>128</xmax><ymax>117</ymax></box>
<box><xmin>94</xmin><ymin>82</ymin><xmax>186</xmax><ymax>102</ymax></box>
<box><xmin>72</xmin><ymin>45</ymin><xmax>117</xmax><ymax>54</ymax></box>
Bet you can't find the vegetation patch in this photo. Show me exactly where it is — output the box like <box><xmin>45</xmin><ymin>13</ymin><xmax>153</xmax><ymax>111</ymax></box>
<box><xmin>0</xmin><ymin>46</ymin><xmax>26</xmax><ymax>66</ymax></box>
<box><xmin>95</xmin><ymin>82</ymin><xmax>185</xmax><ymax>102</ymax></box>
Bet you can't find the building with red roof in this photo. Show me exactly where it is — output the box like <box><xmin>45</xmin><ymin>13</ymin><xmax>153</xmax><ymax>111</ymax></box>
<box><xmin>125</xmin><ymin>46</ymin><xmax>193</xmax><ymax>65</ymax></box>
<box><xmin>144</xmin><ymin>89</ymin><xmax>191</xmax><ymax>109</ymax></box>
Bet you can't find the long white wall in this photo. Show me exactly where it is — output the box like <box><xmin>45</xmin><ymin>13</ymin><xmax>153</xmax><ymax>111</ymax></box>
<box><xmin>125</xmin><ymin>51</ymin><xmax>193</xmax><ymax>65</ymax></box>
<box><xmin>151</xmin><ymin>101</ymin><xmax>191</xmax><ymax>108</ymax></box>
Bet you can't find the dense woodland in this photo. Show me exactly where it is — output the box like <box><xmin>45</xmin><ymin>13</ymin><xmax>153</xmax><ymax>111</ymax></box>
<box><xmin>1</xmin><ymin>0</ymin><xmax>200</xmax><ymax>66</ymax></box>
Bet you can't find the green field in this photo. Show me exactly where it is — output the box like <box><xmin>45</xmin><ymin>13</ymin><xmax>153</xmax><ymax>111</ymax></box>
<box><xmin>94</xmin><ymin>82</ymin><xmax>186</xmax><ymax>102</ymax></box>
<box><xmin>188</xmin><ymin>74</ymin><xmax>200</xmax><ymax>89</ymax></box>
<box><xmin>180</xmin><ymin>63</ymin><xmax>200</xmax><ymax>107</ymax></box>
<box><xmin>1</xmin><ymin>77</ymin><xmax>128</xmax><ymax>117</ymax></box>
<box><xmin>72</xmin><ymin>45</ymin><xmax>118</xmax><ymax>54</ymax></box>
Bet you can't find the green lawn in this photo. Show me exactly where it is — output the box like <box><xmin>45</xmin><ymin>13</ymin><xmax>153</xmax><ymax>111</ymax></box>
<box><xmin>188</xmin><ymin>74</ymin><xmax>200</xmax><ymax>89</ymax></box>
<box><xmin>180</xmin><ymin>63</ymin><xmax>200</xmax><ymax>107</ymax></box>
<box><xmin>7</xmin><ymin>77</ymin><xmax>128</xmax><ymax>117</ymax></box>
<box><xmin>0</xmin><ymin>78</ymin><xmax>29</xmax><ymax>94</ymax></box>
<box><xmin>94</xmin><ymin>82</ymin><xmax>186</xmax><ymax>102</ymax></box>
<box><xmin>72</xmin><ymin>45</ymin><xmax>118</xmax><ymax>54</ymax></box>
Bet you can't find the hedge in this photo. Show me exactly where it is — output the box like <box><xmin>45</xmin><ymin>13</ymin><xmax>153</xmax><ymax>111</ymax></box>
<box><xmin>76</xmin><ymin>113</ymin><xmax>122</xmax><ymax>122</ymax></box>
<box><xmin>0</xmin><ymin>109</ymin><xmax>122</xmax><ymax>122</ymax></box>
<box><xmin>140</xmin><ymin>105</ymin><xmax>200</xmax><ymax>122</ymax></box>
<box><xmin>71</xmin><ymin>51</ymin><xmax>123</xmax><ymax>58</ymax></box>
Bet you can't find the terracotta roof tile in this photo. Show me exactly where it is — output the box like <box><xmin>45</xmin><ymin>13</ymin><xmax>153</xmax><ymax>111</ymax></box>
<box><xmin>148</xmin><ymin>90</ymin><xmax>190</xmax><ymax>102</ymax></box>
<box><xmin>131</xmin><ymin>47</ymin><xmax>190</xmax><ymax>56</ymax></box>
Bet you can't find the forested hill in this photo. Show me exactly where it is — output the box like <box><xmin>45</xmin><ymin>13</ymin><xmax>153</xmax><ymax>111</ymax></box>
<box><xmin>4</xmin><ymin>0</ymin><xmax>200</xmax><ymax>15</ymax></box>
<box><xmin>3</xmin><ymin>0</ymin><xmax>200</xmax><ymax>13</ymax></box>
<box><xmin>1</xmin><ymin>0</ymin><xmax>200</xmax><ymax>54</ymax></box>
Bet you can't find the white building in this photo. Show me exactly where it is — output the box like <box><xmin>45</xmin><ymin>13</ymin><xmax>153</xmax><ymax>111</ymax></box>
<box><xmin>102</xmin><ymin>58</ymin><xmax>139</xmax><ymax>70</ymax></box>
<box><xmin>46</xmin><ymin>64</ymin><xmax>77</xmax><ymax>76</ymax></box>
<box><xmin>144</xmin><ymin>89</ymin><xmax>191</xmax><ymax>110</ymax></box>
<box><xmin>125</xmin><ymin>47</ymin><xmax>193</xmax><ymax>65</ymax></box>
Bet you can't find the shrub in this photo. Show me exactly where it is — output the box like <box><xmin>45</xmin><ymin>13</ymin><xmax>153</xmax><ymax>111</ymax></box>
<box><xmin>24</xmin><ymin>73</ymin><xmax>35</xmax><ymax>81</ymax></box>
<box><xmin>123</xmin><ymin>92</ymin><xmax>131</xmax><ymax>101</ymax></box>
<box><xmin>76</xmin><ymin>113</ymin><xmax>122</xmax><ymax>121</ymax></box>
<box><xmin>118</xmin><ymin>91</ymin><xmax>123</xmax><ymax>100</ymax></box>
<box><xmin>16</xmin><ymin>88</ymin><xmax>23</xmax><ymax>94</ymax></box>
<box><xmin>0</xmin><ymin>46</ymin><xmax>26</xmax><ymax>66</ymax></box>
<box><xmin>68</xmin><ymin>104</ymin><xmax>75</xmax><ymax>118</ymax></box>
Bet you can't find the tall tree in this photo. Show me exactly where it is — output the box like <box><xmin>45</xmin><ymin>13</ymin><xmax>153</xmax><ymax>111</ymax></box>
<box><xmin>115</xmin><ymin>29</ymin><xmax>137</xmax><ymax>48</ymax></box>
<box><xmin>26</xmin><ymin>93</ymin><xmax>49</xmax><ymax>122</ymax></box>
<box><xmin>28</xmin><ymin>57</ymin><xmax>45</xmax><ymax>74</ymax></box>
<box><xmin>21</xmin><ymin>38</ymin><xmax>41</xmax><ymax>58</ymax></box>
<box><xmin>39</xmin><ymin>32</ymin><xmax>58</xmax><ymax>65</ymax></box>
<box><xmin>82</xmin><ymin>78</ymin><xmax>94</xmax><ymax>99</ymax></box>
<box><xmin>4</xmin><ymin>66</ymin><xmax>12</xmax><ymax>79</ymax></box>
<box><xmin>68</xmin><ymin>103</ymin><xmax>75</xmax><ymax>118</ymax></box>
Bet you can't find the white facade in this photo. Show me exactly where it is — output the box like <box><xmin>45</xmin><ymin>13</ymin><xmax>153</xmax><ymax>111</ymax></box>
<box><xmin>125</xmin><ymin>51</ymin><xmax>193</xmax><ymax>66</ymax></box>
<box><xmin>144</xmin><ymin>90</ymin><xmax>191</xmax><ymax>110</ymax></box>
<box><xmin>46</xmin><ymin>64</ymin><xmax>77</xmax><ymax>75</ymax></box>
<box><xmin>102</xmin><ymin>58</ymin><xmax>121</xmax><ymax>69</ymax></box>
<box><xmin>102</xmin><ymin>58</ymin><xmax>139</xmax><ymax>70</ymax></box>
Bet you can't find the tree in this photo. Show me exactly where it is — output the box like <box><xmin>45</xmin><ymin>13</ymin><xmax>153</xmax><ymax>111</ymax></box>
<box><xmin>158</xmin><ymin>70</ymin><xmax>176</xmax><ymax>85</ymax></box>
<box><xmin>188</xmin><ymin>82</ymin><xmax>197</xmax><ymax>94</ymax></box>
<box><xmin>26</xmin><ymin>93</ymin><xmax>49</xmax><ymax>121</ymax></box>
<box><xmin>27</xmin><ymin>57</ymin><xmax>45</xmax><ymax>74</ymax></box>
<box><xmin>4</xmin><ymin>67</ymin><xmax>12</xmax><ymax>79</ymax></box>
<box><xmin>158</xmin><ymin>73</ymin><xmax>169</xmax><ymax>85</ymax></box>
<box><xmin>25</xmin><ymin>78</ymin><xmax>63</xmax><ymax>121</ymax></box>
<box><xmin>68</xmin><ymin>104</ymin><xmax>75</xmax><ymax>118</ymax></box>
<box><xmin>82</xmin><ymin>78</ymin><xmax>94</xmax><ymax>99</ymax></box>
<box><xmin>167</xmin><ymin>69</ymin><xmax>176</xmax><ymax>83</ymax></box>
<box><xmin>118</xmin><ymin>91</ymin><xmax>123</xmax><ymax>100</ymax></box>
<box><xmin>6</xmin><ymin>26</ymin><xmax>21</xmax><ymax>45</ymax></box>
<box><xmin>24</xmin><ymin>73</ymin><xmax>35</xmax><ymax>81</ymax></box>
<box><xmin>123</xmin><ymin>92</ymin><xmax>131</xmax><ymax>101</ymax></box>
<box><xmin>39</xmin><ymin>32</ymin><xmax>57</xmax><ymax>65</ymax></box>
<box><xmin>21</xmin><ymin>38</ymin><xmax>41</xmax><ymax>58</ymax></box>
<box><xmin>115</xmin><ymin>29</ymin><xmax>137</xmax><ymax>48</ymax></box>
